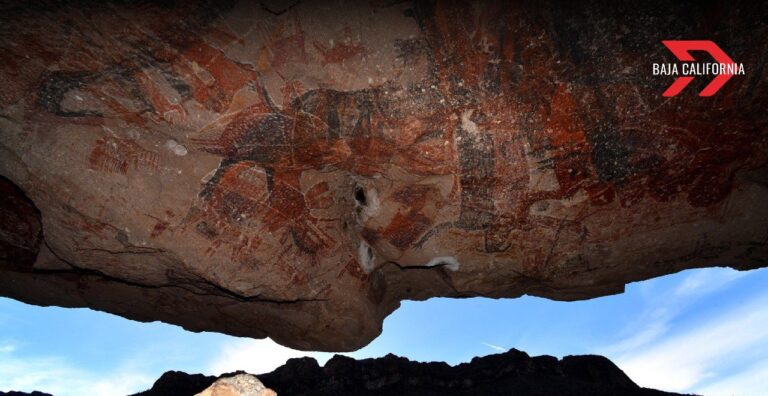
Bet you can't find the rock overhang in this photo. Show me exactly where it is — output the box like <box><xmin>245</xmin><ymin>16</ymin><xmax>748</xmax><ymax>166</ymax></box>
<box><xmin>0</xmin><ymin>0</ymin><xmax>766</xmax><ymax>351</ymax></box>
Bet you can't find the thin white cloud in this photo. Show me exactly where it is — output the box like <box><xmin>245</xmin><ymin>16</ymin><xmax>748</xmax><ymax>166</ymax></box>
<box><xmin>673</xmin><ymin>267</ymin><xmax>748</xmax><ymax>297</ymax></box>
<box><xmin>599</xmin><ymin>321</ymin><xmax>669</xmax><ymax>356</ymax></box>
<box><xmin>600</xmin><ymin>268</ymin><xmax>750</xmax><ymax>357</ymax></box>
<box><xmin>207</xmin><ymin>337</ymin><xmax>334</xmax><ymax>376</ymax></box>
<box><xmin>613</xmin><ymin>291</ymin><xmax>768</xmax><ymax>392</ymax></box>
<box><xmin>482</xmin><ymin>342</ymin><xmax>506</xmax><ymax>352</ymax></box>
<box><xmin>0</xmin><ymin>348</ymin><xmax>152</xmax><ymax>396</ymax></box>
<box><xmin>0</xmin><ymin>342</ymin><xmax>15</xmax><ymax>354</ymax></box>
<box><xmin>695</xmin><ymin>358</ymin><xmax>768</xmax><ymax>396</ymax></box>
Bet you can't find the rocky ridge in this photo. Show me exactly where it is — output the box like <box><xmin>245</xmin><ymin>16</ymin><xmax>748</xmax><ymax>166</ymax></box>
<box><xmin>133</xmin><ymin>349</ymin><xmax>692</xmax><ymax>396</ymax></box>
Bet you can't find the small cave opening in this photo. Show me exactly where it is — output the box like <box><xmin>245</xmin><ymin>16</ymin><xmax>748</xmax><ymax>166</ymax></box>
<box><xmin>354</xmin><ymin>186</ymin><xmax>367</xmax><ymax>206</ymax></box>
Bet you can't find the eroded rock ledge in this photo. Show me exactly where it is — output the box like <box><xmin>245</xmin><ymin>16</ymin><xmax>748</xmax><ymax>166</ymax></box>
<box><xmin>0</xmin><ymin>0</ymin><xmax>767</xmax><ymax>351</ymax></box>
<box><xmin>133</xmin><ymin>349</ymin><xmax>687</xmax><ymax>396</ymax></box>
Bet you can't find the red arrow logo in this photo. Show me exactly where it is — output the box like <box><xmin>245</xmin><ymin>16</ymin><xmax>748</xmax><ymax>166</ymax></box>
<box><xmin>661</xmin><ymin>40</ymin><xmax>738</xmax><ymax>97</ymax></box>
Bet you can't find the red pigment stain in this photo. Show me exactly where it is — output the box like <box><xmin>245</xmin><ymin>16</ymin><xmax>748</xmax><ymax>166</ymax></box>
<box><xmin>337</xmin><ymin>257</ymin><xmax>369</xmax><ymax>283</ymax></box>
<box><xmin>87</xmin><ymin>138</ymin><xmax>158</xmax><ymax>174</ymax></box>
<box><xmin>181</xmin><ymin>42</ymin><xmax>257</xmax><ymax>110</ymax></box>
<box><xmin>134</xmin><ymin>70</ymin><xmax>185</xmax><ymax>118</ymax></box>
<box><xmin>381</xmin><ymin>211</ymin><xmax>431</xmax><ymax>250</ymax></box>
<box><xmin>312</xmin><ymin>26</ymin><xmax>365</xmax><ymax>65</ymax></box>
<box><xmin>542</xmin><ymin>85</ymin><xmax>595</xmax><ymax>199</ymax></box>
<box><xmin>150</xmin><ymin>221</ymin><xmax>170</xmax><ymax>237</ymax></box>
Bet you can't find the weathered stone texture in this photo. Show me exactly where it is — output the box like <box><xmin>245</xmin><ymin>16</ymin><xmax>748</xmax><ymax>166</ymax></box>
<box><xmin>0</xmin><ymin>0</ymin><xmax>766</xmax><ymax>350</ymax></box>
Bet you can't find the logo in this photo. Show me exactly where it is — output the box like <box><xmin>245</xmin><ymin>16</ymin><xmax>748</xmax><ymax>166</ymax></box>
<box><xmin>653</xmin><ymin>40</ymin><xmax>745</xmax><ymax>97</ymax></box>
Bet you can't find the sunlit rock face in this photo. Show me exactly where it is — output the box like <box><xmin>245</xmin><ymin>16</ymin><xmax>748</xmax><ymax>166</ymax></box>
<box><xmin>195</xmin><ymin>374</ymin><xmax>276</xmax><ymax>396</ymax></box>
<box><xmin>0</xmin><ymin>0</ymin><xmax>766</xmax><ymax>351</ymax></box>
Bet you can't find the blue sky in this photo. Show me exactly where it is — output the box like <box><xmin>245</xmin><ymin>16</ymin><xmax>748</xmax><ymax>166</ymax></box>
<box><xmin>1</xmin><ymin>266</ymin><xmax>767</xmax><ymax>396</ymax></box>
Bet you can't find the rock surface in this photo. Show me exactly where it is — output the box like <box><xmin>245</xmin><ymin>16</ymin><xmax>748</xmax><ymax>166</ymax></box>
<box><xmin>195</xmin><ymin>374</ymin><xmax>276</xmax><ymax>396</ymax></box>
<box><xmin>0</xmin><ymin>0</ymin><xmax>767</xmax><ymax>351</ymax></box>
<box><xmin>134</xmin><ymin>349</ymin><xmax>689</xmax><ymax>396</ymax></box>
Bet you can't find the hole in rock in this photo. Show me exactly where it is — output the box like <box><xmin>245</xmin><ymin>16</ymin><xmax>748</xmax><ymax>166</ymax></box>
<box><xmin>354</xmin><ymin>186</ymin><xmax>367</xmax><ymax>206</ymax></box>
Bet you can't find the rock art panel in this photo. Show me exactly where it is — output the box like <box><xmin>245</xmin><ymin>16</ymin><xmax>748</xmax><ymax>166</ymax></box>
<box><xmin>0</xmin><ymin>0</ymin><xmax>766</xmax><ymax>350</ymax></box>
